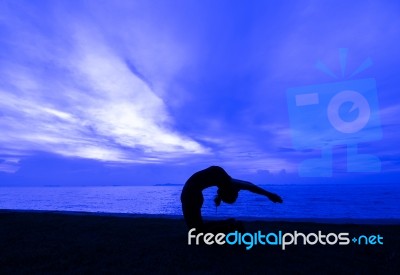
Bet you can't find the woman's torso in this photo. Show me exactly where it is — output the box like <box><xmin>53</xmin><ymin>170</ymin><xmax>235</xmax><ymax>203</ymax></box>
<box><xmin>180</xmin><ymin>166</ymin><xmax>232</xmax><ymax>207</ymax></box>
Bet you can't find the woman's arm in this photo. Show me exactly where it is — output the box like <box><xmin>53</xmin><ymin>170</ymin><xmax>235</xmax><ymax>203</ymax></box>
<box><xmin>232</xmin><ymin>179</ymin><xmax>283</xmax><ymax>203</ymax></box>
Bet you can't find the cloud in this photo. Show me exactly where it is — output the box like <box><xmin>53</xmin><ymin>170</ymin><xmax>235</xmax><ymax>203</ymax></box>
<box><xmin>0</xmin><ymin>1</ymin><xmax>208</xmax><ymax>172</ymax></box>
<box><xmin>1</xmin><ymin>0</ymin><xmax>399</xmax><ymax>179</ymax></box>
<box><xmin>0</xmin><ymin>158</ymin><xmax>20</xmax><ymax>173</ymax></box>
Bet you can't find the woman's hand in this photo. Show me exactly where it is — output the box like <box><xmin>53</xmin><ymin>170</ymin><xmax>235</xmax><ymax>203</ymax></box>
<box><xmin>267</xmin><ymin>193</ymin><xmax>283</xmax><ymax>203</ymax></box>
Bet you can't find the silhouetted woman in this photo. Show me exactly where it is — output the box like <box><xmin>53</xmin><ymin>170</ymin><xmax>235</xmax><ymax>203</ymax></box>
<box><xmin>181</xmin><ymin>166</ymin><xmax>283</xmax><ymax>231</ymax></box>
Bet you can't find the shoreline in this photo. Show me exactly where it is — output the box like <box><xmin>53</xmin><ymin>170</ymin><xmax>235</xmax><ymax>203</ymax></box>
<box><xmin>1</xmin><ymin>210</ymin><xmax>399</xmax><ymax>273</ymax></box>
<box><xmin>1</xmin><ymin>208</ymin><xmax>399</xmax><ymax>225</ymax></box>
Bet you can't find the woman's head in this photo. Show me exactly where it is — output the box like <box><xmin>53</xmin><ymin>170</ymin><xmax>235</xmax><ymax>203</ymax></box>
<box><xmin>214</xmin><ymin>186</ymin><xmax>239</xmax><ymax>207</ymax></box>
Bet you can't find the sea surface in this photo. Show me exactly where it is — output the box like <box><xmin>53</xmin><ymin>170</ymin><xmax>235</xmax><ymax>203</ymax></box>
<box><xmin>0</xmin><ymin>184</ymin><xmax>399</xmax><ymax>222</ymax></box>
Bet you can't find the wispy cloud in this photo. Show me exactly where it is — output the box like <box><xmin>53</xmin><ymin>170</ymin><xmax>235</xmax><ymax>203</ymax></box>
<box><xmin>1</xmin><ymin>0</ymin><xmax>399</xmax><ymax>179</ymax></box>
<box><xmin>0</xmin><ymin>1</ymin><xmax>208</xmax><ymax>172</ymax></box>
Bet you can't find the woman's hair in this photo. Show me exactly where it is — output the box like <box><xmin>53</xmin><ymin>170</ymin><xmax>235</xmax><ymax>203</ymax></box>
<box><xmin>214</xmin><ymin>186</ymin><xmax>239</xmax><ymax>207</ymax></box>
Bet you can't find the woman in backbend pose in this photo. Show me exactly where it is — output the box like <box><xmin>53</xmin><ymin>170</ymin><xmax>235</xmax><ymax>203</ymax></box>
<box><xmin>181</xmin><ymin>166</ymin><xmax>283</xmax><ymax>231</ymax></box>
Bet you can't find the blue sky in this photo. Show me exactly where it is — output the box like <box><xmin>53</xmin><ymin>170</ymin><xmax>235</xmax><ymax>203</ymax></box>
<box><xmin>0</xmin><ymin>0</ymin><xmax>399</xmax><ymax>185</ymax></box>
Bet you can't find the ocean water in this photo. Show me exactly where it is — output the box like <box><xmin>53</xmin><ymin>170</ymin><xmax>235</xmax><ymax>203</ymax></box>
<box><xmin>0</xmin><ymin>184</ymin><xmax>399</xmax><ymax>221</ymax></box>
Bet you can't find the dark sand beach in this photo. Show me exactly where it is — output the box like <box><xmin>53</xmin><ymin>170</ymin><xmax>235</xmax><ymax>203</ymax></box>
<box><xmin>1</xmin><ymin>210</ymin><xmax>399</xmax><ymax>274</ymax></box>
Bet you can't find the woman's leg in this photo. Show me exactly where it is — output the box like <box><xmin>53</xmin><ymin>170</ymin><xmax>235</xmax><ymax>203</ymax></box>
<box><xmin>182</xmin><ymin>203</ymin><xmax>203</xmax><ymax>230</ymax></box>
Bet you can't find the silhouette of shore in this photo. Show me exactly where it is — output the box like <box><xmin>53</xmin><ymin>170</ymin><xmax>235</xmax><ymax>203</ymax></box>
<box><xmin>0</xmin><ymin>210</ymin><xmax>399</xmax><ymax>273</ymax></box>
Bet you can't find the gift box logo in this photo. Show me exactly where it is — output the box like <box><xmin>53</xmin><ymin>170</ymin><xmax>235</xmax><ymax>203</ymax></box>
<box><xmin>287</xmin><ymin>49</ymin><xmax>381</xmax><ymax>177</ymax></box>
